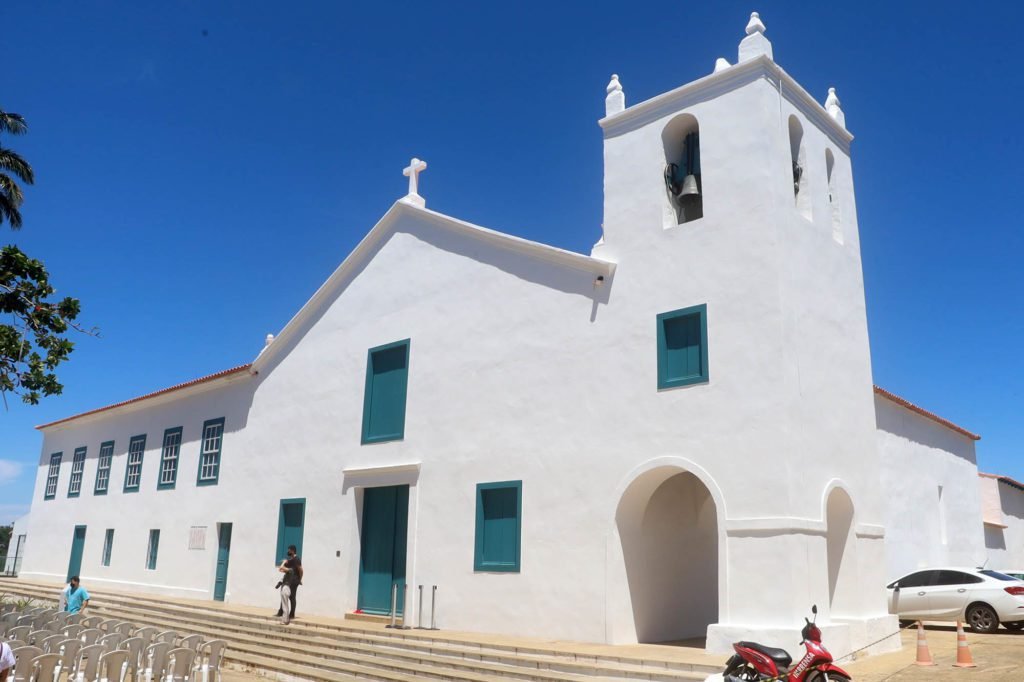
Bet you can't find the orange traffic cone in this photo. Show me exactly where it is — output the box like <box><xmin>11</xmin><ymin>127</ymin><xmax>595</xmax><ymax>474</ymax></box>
<box><xmin>915</xmin><ymin>620</ymin><xmax>936</xmax><ymax>666</ymax></box>
<box><xmin>952</xmin><ymin>620</ymin><xmax>976</xmax><ymax>668</ymax></box>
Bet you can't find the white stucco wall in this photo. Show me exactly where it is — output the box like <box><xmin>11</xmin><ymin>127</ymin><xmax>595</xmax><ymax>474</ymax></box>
<box><xmin>21</xmin><ymin>51</ymin><xmax>899</xmax><ymax>656</ymax></box>
<box><xmin>875</xmin><ymin>395</ymin><xmax>985</xmax><ymax>580</ymax></box>
<box><xmin>979</xmin><ymin>475</ymin><xmax>1024</xmax><ymax>571</ymax></box>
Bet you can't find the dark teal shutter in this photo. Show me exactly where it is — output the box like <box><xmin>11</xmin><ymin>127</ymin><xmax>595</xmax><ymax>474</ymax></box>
<box><xmin>361</xmin><ymin>340</ymin><xmax>410</xmax><ymax>443</ymax></box>
<box><xmin>657</xmin><ymin>305</ymin><xmax>709</xmax><ymax>389</ymax></box>
<box><xmin>474</xmin><ymin>481</ymin><xmax>522</xmax><ymax>572</ymax></box>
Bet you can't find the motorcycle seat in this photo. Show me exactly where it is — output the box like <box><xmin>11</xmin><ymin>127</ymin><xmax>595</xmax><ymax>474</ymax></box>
<box><xmin>737</xmin><ymin>641</ymin><xmax>792</xmax><ymax>669</ymax></box>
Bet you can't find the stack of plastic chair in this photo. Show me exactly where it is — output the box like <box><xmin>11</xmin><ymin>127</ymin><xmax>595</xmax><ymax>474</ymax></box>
<box><xmin>73</xmin><ymin>644</ymin><xmax>106</xmax><ymax>682</ymax></box>
<box><xmin>29</xmin><ymin>652</ymin><xmax>61</xmax><ymax>682</ymax></box>
<box><xmin>63</xmin><ymin>625</ymin><xmax>83</xmax><ymax>640</ymax></box>
<box><xmin>142</xmin><ymin>642</ymin><xmax>170</xmax><ymax>682</ymax></box>
<box><xmin>98</xmin><ymin>650</ymin><xmax>128</xmax><ymax>682</ymax></box>
<box><xmin>10</xmin><ymin>646</ymin><xmax>43</xmax><ymax>682</ymax></box>
<box><xmin>118</xmin><ymin>637</ymin><xmax>143</xmax><ymax>682</ymax></box>
<box><xmin>195</xmin><ymin>640</ymin><xmax>226</xmax><ymax>682</ymax></box>
<box><xmin>164</xmin><ymin>649</ymin><xmax>195</xmax><ymax>682</ymax></box>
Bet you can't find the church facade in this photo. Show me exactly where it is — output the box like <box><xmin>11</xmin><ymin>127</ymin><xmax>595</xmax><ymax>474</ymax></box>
<box><xmin>19</xmin><ymin>14</ymin><xmax>1010</xmax><ymax>656</ymax></box>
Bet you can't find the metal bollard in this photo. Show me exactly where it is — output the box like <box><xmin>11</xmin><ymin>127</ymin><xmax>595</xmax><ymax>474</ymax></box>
<box><xmin>429</xmin><ymin>585</ymin><xmax>439</xmax><ymax>630</ymax></box>
<box><xmin>385</xmin><ymin>583</ymin><xmax>398</xmax><ymax>628</ymax></box>
<box><xmin>399</xmin><ymin>583</ymin><xmax>411</xmax><ymax>629</ymax></box>
<box><xmin>416</xmin><ymin>585</ymin><xmax>425</xmax><ymax>629</ymax></box>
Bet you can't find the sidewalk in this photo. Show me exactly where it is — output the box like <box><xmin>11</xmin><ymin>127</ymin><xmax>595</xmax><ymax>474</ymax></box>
<box><xmin>843</xmin><ymin>625</ymin><xmax>1024</xmax><ymax>681</ymax></box>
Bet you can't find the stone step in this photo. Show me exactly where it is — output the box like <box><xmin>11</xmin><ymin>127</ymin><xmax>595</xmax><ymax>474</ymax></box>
<box><xmin>0</xmin><ymin>579</ymin><xmax>714</xmax><ymax>682</ymax></box>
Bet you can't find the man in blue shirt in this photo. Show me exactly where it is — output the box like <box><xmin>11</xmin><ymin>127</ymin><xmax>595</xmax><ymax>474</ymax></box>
<box><xmin>65</xmin><ymin>575</ymin><xmax>90</xmax><ymax>614</ymax></box>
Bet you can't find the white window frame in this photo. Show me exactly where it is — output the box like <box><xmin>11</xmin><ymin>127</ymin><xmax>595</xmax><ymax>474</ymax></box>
<box><xmin>158</xmin><ymin>428</ymin><xmax>182</xmax><ymax>489</ymax></box>
<box><xmin>44</xmin><ymin>453</ymin><xmax>62</xmax><ymax>499</ymax></box>
<box><xmin>68</xmin><ymin>447</ymin><xmax>86</xmax><ymax>496</ymax></box>
<box><xmin>124</xmin><ymin>436</ymin><xmax>146</xmax><ymax>491</ymax></box>
<box><xmin>95</xmin><ymin>441</ymin><xmax>114</xmax><ymax>493</ymax></box>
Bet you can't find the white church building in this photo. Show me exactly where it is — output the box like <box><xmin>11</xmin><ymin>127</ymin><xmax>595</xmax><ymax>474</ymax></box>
<box><xmin>17</xmin><ymin>13</ymin><xmax>1014</xmax><ymax>657</ymax></box>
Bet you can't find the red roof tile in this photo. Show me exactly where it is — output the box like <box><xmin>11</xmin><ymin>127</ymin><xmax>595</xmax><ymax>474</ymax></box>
<box><xmin>36</xmin><ymin>364</ymin><xmax>254</xmax><ymax>430</ymax></box>
<box><xmin>873</xmin><ymin>385</ymin><xmax>980</xmax><ymax>441</ymax></box>
<box><xmin>980</xmin><ymin>472</ymin><xmax>1024</xmax><ymax>492</ymax></box>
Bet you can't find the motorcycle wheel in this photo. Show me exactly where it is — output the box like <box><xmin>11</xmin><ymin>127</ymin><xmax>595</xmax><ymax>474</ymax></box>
<box><xmin>806</xmin><ymin>672</ymin><xmax>852</xmax><ymax>682</ymax></box>
<box><xmin>727</xmin><ymin>664</ymin><xmax>761</xmax><ymax>681</ymax></box>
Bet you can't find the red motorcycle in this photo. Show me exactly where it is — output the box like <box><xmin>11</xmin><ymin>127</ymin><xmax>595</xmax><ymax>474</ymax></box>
<box><xmin>722</xmin><ymin>606</ymin><xmax>851</xmax><ymax>681</ymax></box>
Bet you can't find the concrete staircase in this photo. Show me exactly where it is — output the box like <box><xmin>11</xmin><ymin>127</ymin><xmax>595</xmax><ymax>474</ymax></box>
<box><xmin>0</xmin><ymin>579</ymin><xmax>720</xmax><ymax>682</ymax></box>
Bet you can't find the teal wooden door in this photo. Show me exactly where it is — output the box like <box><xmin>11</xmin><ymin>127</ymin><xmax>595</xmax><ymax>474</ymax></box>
<box><xmin>66</xmin><ymin>526</ymin><xmax>86</xmax><ymax>582</ymax></box>
<box><xmin>357</xmin><ymin>485</ymin><xmax>409</xmax><ymax>615</ymax></box>
<box><xmin>276</xmin><ymin>499</ymin><xmax>305</xmax><ymax>563</ymax></box>
<box><xmin>213</xmin><ymin>523</ymin><xmax>232</xmax><ymax>601</ymax></box>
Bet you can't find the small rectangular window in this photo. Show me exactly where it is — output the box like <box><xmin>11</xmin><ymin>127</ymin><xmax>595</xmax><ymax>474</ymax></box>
<box><xmin>656</xmin><ymin>304</ymin><xmax>709</xmax><ymax>389</ymax></box>
<box><xmin>44</xmin><ymin>453</ymin><xmax>62</xmax><ymax>500</ymax></box>
<box><xmin>146</xmin><ymin>529</ymin><xmax>160</xmax><ymax>570</ymax></box>
<box><xmin>102</xmin><ymin>529</ymin><xmax>114</xmax><ymax>567</ymax></box>
<box><xmin>188</xmin><ymin>526</ymin><xmax>207</xmax><ymax>550</ymax></box>
<box><xmin>124</xmin><ymin>435</ymin><xmax>146</xmax><ymax>492</ymax></box>
<box><xmin>94</xmin><ymin>441</ymin><xmax>114</xmax><ymax>495</ymax></box>
<box><xmin>361</xmin><ymin>340</ymin><xmax>411</xmax><ymax>444</ymax></box>
<box><xmin>158</xmin><ymin>427</ymin><xmax>182</xmax><ymax>490</ymax></box>
<box><xmin>474</xmin><ymin>481</ymin><xmax>522</xmax><ymax>573</ymax></box>
<box><xmin>197</xmin><ymin>418</ymin><xmax>225</xmax><ymax>486</ymax></box>
<box><xmin>67</xmin><ymin>447</ymin><xmax>87</xmax><ymax>497</ymax></box>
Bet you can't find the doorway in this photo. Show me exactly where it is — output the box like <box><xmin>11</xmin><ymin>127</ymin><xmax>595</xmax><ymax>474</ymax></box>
<box><xmin>213</xmin><ymin>523</ymin><xmax>232</xmax><ymax>601</ymax></box>
<box><xmin>66</xmin><ymin>525</ymin><xmax>87</xmax><ymax>582</ymax></box>
<box><xmin>357</xmin><ymin>485</ymin><xmax>409</xmax><ymax>615</ymax></box>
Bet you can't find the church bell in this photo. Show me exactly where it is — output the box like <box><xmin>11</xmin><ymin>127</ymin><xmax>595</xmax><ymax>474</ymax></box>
<box><xmin>679</xmin><ymin>174</ymin><xmax>700</xmax><ymax>196</ymax></box>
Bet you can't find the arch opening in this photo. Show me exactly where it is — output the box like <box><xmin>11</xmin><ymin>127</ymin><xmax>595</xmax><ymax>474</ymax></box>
<box><xmin>788</xmin><ymin>116</ymin><xmax>812</xmax><ymax>220</ymax></box>
<box><xmin>662</xmin><ymin>114</ymin><xmax>703</xmax><ymax>225</ymax></box>
<box><xmin>617</xmin><ymin>467</ymin><xmax>718</xmax><ymax>643</ymax></box>
<box><xmin>825</xmin><ymin>149</ymin><xmax>843</xmax><ymax>243</ymax></box>
<box><xmin>825</xmin><ymin>486</ymin><xmax>859</xmax><ymax>619</ymax></box>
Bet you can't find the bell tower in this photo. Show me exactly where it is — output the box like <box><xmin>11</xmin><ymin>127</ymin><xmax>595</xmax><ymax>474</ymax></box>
<box><xmin>592</xmin><ymin>12</ymin><xmax>895</xmax><ymax>652</ymax></box>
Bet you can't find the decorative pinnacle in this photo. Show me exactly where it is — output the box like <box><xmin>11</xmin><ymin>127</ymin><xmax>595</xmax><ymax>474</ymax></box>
<box><xmin>606</xmin><ymin>74</ymin><xmax>622</xmax><ymax>95</ymax></box>
<box><xmin>605</xmin><ymin>74</ymin><xmax>625</xmax><ymax>116</ymax></box>
<box><xmin>714</xmin><ymin>57</ymin><xmax>732</xmax><ymax>73</ymax></box>
<box><xmin>746</xmin><ymin>11</ymin><xmax>766</xmax><ymax>35</ymax></box>
<box><xmin>265</xmin><ymin>333</ymin><xmax>275</xmax><ymax>347</ymax></box>
<box><xmin>825</xmin><ymin>87</ymin><xmax>840</xmax><ymax>109</ymax></box>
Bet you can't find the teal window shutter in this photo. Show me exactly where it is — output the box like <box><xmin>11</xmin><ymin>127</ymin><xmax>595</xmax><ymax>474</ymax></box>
<box><xmin>474</xmin><ymin>481</ymin><xmax>522</xmax><ymax>572</ymax></box>
<box><xmin>657</xmin><ymin>304</ymin><xmax>709</xmax><ymax>389</ymax></box>
<box><xmin>196</xmin><ymin>418</ymin><xmax>225</xmax><ymax>486</ymax></box>
<box><xmin>157</xmin><ymin>427</ymin><xmax>182</xmax><ymax>490</ymax></box>
<box><xmin>361</xmin><ymin>339</ymin><xmax>410</xmax><ymax>444</ymax></box>
<box><xmin>124</xmin><ymin>435</ymin><xmax>147</xmax><ymax>492</ymax></box>
<box><xmin>94</xmin><ymin>441</ymin><xmax>114</xmax><ymax>495</ymax></box>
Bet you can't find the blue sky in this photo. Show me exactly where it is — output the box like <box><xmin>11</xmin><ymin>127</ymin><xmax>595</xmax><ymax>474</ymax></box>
<box><xmin>1</xmin><ymin>2</ymin><xmax>1020</xmax><ymax>522</ymax></box>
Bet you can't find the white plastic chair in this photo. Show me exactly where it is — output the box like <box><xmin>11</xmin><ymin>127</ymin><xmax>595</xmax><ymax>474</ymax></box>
<box><xmin>164</xmin><ymin>648</ymin><xmax>195</xmax><ymax>682</ymax></box>
<box><xmin>79</xmin><ymin>629</ymin><xmax>102</xmax><ymax>646</ymax></box>
<box><xmin>98</xmin><ymin>649</ymin><xmax>128</xmax><ymax>682</ymax></box>
<box><xmin>195</xmin><ymin>640</ymin><xmax>226</xmax><ymax>682</ymax></box>
<box><xmin>118</xmin><ymin>637</ymin><xmax>143</xmax><ymax>682</ymax></box>
<box><xmin>29</xmin><ymin>652</ymin><xmax>61</xmax><ymax>682</ymax></box>
<box><xmin>142</xmin><ymin>642</ymin><xmax>170</xmax><ymax>682</ymax></box>
<box><xmin>11</xmin><ymin>646</ymin><xmax>43</xmax><ymax>682</ymax></box>
<box><xmin>73</xmin><ymin>643</ymin><xmax>105</xmax><ymax>682</ymax></box>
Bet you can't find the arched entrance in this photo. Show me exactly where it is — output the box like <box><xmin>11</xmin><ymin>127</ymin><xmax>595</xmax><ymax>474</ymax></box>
<box><xmin>616</xmin><ymin>466</ymin><xmax>719</xmax><ymax>643</ymax></box>
<box><xmin>825</xmin><ymin>486</ymin><xmax>858</xmax><ymax>618</ymax></box>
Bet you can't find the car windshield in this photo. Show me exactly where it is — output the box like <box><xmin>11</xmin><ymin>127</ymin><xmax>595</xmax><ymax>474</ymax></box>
<box><xmin>979</xmin><ymin>570</ymin><xmax>1018</xmax><ymax>581</ymax></box>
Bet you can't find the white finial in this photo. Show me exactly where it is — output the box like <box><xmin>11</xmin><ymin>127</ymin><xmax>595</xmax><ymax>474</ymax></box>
<box><xmin>746</xmin><ymin>11</ymin><xmax>766</xmax><ymax>35</ymax></box>
<box><xmin>605</xmin><ymin>74</ymin><xmax>625</xmax><ymax>116</ymax></box>
<box><xmin>401</xmin><ymin>157</ymin><xmax>428</xmax><ymax>207</ymax></box>
<box><xmin>825</xmin><ymin>87</ymin><xmax>846</xmax><ymax>127</ymax></box>
<box><xmin>738</xmin><ymin>11</ymin><xmax>773</xmax><ymax>62</ymax></box>
<box><xmin>265</xmin><ymin>333</ymin><xmax>275</xmax><ymax>347</ymax></box>
<box><xmin>714</xmin><ymin>57</ymin><xmax>732</xmax><ymax>73</ymax></box>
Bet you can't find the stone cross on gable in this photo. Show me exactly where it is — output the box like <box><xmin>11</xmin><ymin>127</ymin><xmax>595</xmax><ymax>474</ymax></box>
<box><xmin>402</xmin><ymin>157</ymin><xmax>427</xmax><ymax>207</ymax></box>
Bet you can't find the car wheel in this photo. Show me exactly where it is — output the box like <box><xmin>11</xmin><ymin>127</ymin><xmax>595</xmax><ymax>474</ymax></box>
<box><xmin>1004</xmin><ymin>621</ymin><xmax>1024</xmax><ymax>631</ymax></box>
<box><xmin>966</xmin><ymin>603</ymin><xmax>999</xmax><ymax>634</ymax></box>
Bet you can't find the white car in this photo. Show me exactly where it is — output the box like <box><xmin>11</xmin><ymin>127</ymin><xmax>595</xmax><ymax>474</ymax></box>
<box><xmin>1000</xmin><ymin>569</ymin><xmax>1024</xmax><ymax>581</ymax></box>
<box><xmin>886</xmin><ymin>567</ymin><xmax>1024</xmax><ymax>633</ymax></box>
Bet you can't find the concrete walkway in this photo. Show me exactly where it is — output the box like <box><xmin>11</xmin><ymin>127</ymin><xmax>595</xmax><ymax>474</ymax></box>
<box><xmin>843</xmin><ymin>625</ymin><xmax>1024</xmax><ymax>681</ymax></box>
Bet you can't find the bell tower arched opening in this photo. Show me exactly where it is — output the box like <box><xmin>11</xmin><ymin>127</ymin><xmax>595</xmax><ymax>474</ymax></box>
<box><xmin>788</xmin><ymin>115</ymin><xmax>812</xmax><ymax>220</ymax></box>
<box><xmin>662</xmin><ymin>115</ymin><xmax>703</xmax><ymax>226</ymax></box>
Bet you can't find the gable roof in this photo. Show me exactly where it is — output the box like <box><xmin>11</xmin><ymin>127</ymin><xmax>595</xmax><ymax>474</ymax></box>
<box><xmin>36</xmin><ymin>364</ymin><xmax>253</xmax><ymax>431</ymax></box>
<box><xmin>250</xmin><ymin>199</ymin><xmax>616</xmax><ymax>373</ymax></box>
<box><xmin>873</xmin><ymin>385</ymin><xmax>981</xmax><ymax>441</ymax></box>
